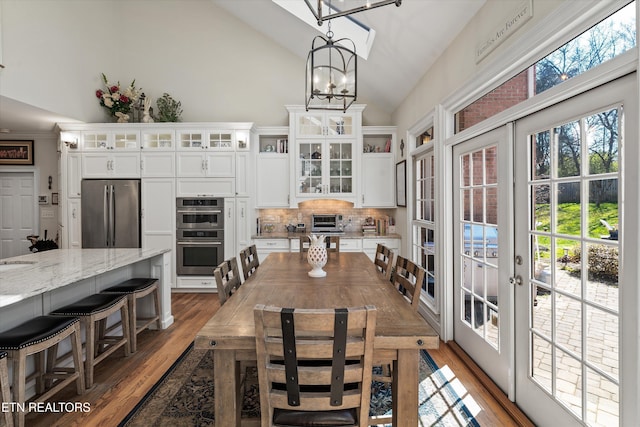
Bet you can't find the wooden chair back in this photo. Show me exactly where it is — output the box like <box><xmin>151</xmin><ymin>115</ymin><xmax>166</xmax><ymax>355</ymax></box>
<box><xmin>213</xmin><ymin>257</ymin><xmax>242</xmax><ymax>305</ymax></box>
<box><xmin>239</xmin><ymin>245</ymin><xmax>260</xmax><ymax>281</ymax></box>
<box><xmin>254</xmin><ymin>305</ymin><xmax>377</xmax><ymax>427</ymax></box>
<box><xmin>300</xmin><ymin>235</ymin><xmax>340</xmax><ymax>256</ymax></box>
<box><xmin>373</xmin><ymin>244</ymin><xmax>394</xmax><ymax>280</ymax></box>
<box><xmin>392</xmin><ymin>256</ymin><xmax>425</xmax><ymax>311</ymax></box>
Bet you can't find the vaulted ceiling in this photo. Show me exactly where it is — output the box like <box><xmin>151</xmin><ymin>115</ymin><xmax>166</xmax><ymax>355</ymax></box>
<box><xmin>0</xmin><ymin>0</ymin><xmax>485</xmax><ymax>133</ymax></box>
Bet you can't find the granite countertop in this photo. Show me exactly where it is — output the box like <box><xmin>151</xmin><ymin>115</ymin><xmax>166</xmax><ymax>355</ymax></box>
<box><xmin>0</xmin><ymin>248</ymin><xmax>170</xmax><ymax>308</ymax></box>
<box><xmin>253</xmin><ymin>232</ymin><xmax>401</xmax><ymax>239</ymax></box>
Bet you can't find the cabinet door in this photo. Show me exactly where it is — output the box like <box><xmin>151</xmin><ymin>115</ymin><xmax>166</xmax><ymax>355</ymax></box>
<box><xmin>176</xmin><ymin>152</ymin><xmax>206</xmax><ymax>177</ymax></box>
<box><xmin>142</xmin><ymin>179</ymin><xmax>175</xmax><ymax>235</ymax></box>
<box><xmin>236</xmin><ymin>197</ymin><xmax>251</xmax><ymax>252</ymax></box>
<box><xmin>327</xmin><ymin>141</ymin><xmax>354</xmax><ymax>196</ymax></box>
<box><xmin>235</xmin><ymin>152</ymin><xmax>251</xmax><ymax>197</ymax></box>
<box><xmin>297</xmin><ymin>141</ymin><xmax>324</xmax><ymax>194</ymax></box>
<box><xmin>224</xmin><ymin>198</ymin><xmax>236</xmax><ymax>261</ymax></box>
<box><xmin>67</xmin><ymin>153</ymin><xmax>82</xmax><ymax>198</ymax></box>
<box><xmin>205</xmin><ymin>152</ymin><xmax>235</xmax><ymax>177</ymax></box>
<box><xmin>361</xmin><ymin>154</ymin><xmax>394</xmax><ymax>207</ymax></box>
<box><xmin>141</xmin><ymin>152</ymin><xmax>175</xmax><ymax>177</ymax></box>
<box><xmin>82</xmin><ymin>153</ymin><xmax>111</xmax><ymax>177</ymax></box>
<box><xmin>256</xmin><ymin>155</ymin><xmax>289</xmax><ymax>207</ymax></box>
<box><xmin>111</xmin><ymin>153</ymin><xmax>140</xmax><ymax>177</ymax></box>
<box><xmin>67</xmin><ymin>199</ymin><xmax>82</xmax><ymax>248</ymax></box>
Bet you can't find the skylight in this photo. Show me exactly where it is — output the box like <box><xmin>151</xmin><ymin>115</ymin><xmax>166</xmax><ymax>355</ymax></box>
<box><xmin>272</xmin><ymin>0</ymin><xmax>376</xmax><ymax>60</ymax></box>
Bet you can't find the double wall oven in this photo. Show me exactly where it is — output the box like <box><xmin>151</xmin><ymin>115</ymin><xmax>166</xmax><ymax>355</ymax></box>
<box><xmin>176</xmin><ymin>197</ymin><xmax>224</xmax><ymax>275</ymax></box>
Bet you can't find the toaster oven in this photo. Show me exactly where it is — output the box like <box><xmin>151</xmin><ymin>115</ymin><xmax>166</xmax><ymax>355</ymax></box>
<box><xmin>311</xmin><ymin>214</ymin><xmax>344</xmax><ymax>233</ymax></box>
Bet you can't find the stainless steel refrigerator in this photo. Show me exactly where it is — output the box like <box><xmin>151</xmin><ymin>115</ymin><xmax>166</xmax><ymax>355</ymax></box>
<box><xmin>81</xmin><ymin>179</ymin><xmax>141</xmax><ymax>248</ymax></box>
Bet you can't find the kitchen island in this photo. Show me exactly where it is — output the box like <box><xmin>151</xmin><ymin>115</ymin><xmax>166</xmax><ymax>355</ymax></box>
<box><xmin>0</xmin><ymin>248</ymin><xmax>173</xmax><ymax>332</ymax></box>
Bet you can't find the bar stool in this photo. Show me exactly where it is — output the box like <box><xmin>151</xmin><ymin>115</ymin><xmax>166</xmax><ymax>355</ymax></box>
<box><xmin>0</xmin><ymin>316</ymin><xmax>84</xmax><ymax>427</ymax></box>
<box><xmin>101</xmin><ymin>278</ymin><xmax>161</xmax><ymax>353</ymax></box>
<box><xmin>51</xmin><ymin>294</ymin><xmax>131</xmax><ymax>389</ymax></box>
<box><xmin>0</xmin><ymin>351</ymin><xmax>14</xmax><ymax>427</ymax></box>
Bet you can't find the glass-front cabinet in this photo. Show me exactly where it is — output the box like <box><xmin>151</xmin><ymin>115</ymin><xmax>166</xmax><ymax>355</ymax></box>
<box><xmin>288</xmin><ymin>105</ymin><xmax>363</xmax><ymax>203</ymax></box>
<box><xmin>296</xmin><ymin>112</ymin><xmax>356</xmax><ymax>138</ymax></box>
<box><xmin>297</xmin><ymin>140</ymin><xmax>353</xmax><ymax>196</ymax></box>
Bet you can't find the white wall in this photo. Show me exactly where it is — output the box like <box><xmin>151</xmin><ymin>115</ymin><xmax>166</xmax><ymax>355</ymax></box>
<box><xmin>0</xmin><ymin>0</ymin><xmax>390</xmax><ymax>126</ymax></box>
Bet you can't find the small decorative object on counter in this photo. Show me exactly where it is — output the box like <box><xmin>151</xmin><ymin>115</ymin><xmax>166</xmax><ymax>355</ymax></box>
<box><xmin>95</xmin><ymin>73</ymin><xmax>141</xmax><ymax>122</ymax></box>
<box><xmin>307</xmin><ymin>234</ymin><xmax>327</xmax><ymax>278</ymax></box>
<box><xmin>142</xmin><ymin>97</ymin><xmax>154</xmax><ymax>123</ymax></box>
<box><xmin>155</xmin><ymin>93</ymin><xmax>183</xmax><ymax>122</ymax></box>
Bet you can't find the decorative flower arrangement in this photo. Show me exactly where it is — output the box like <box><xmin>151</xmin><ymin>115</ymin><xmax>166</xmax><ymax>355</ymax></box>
<box><xmin>95</xmin><ymin>73</ymin><xmax>141</xmax><ymax>122</ymax></box>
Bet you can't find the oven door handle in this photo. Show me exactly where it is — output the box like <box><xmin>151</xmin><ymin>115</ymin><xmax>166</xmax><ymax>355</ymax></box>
<box><xmin>176</xmin><ymin>209</ymin><xmax>222</xmax><ymax>214</ymax></box>
<box><xmin>177</xmin><ymin>241</ymin><xmax>223</xmax><ymax>245</ymax></box>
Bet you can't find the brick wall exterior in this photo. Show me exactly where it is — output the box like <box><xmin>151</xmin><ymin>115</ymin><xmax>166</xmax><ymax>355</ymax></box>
<box><xmin>457</xmin><ymin>70</ymin><xmax>529</xmax><ymax>132</ymax></box>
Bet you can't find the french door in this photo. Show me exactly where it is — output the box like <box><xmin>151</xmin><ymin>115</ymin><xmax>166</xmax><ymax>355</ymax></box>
<box><xmin>513</xmin><ymin>74</ymin><xmax>636</xmax><ymax>426</ymax></box>
<box><xmin>452</xmin><ymin>126</ymin><xmax>513</xmax><ymax>393</ymax></box>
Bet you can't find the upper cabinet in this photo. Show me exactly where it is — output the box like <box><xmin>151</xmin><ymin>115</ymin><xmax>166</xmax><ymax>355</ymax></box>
<box><xmin>361</xmin><ymin>126</ymin><xmax>396</xmax><ymax>208</ymax></box>
<box><xmin>255</xmin><ymin>126</ymin><xmax>290</xmax><ymax>208</ymax></box>
<box><xmin>286</xmin><ymin>105</ymin><xmax>364</xmax><ymax>205</ymax></box>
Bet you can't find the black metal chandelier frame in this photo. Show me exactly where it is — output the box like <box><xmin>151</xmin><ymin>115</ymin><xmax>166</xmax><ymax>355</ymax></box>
<box><xmin>304</xmin><ymin>0</ymin><xmax>402</xmax><ymax>26</ymax></box>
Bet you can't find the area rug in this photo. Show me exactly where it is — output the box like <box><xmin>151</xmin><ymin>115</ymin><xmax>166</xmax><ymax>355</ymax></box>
<box><xmin>119</xmin><ymin>344</ymin><xmax>479</xmax><ymax>427</ymax></box>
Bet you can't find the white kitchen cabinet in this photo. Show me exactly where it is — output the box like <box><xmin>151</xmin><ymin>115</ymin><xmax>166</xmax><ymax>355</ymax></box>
<box><xmin>235</xmin><ymin>152</ymin><xmax>251</xmax><ymax>197</ymax></box>
<box><xmin>224</xmin><ymin>198</ymin><xmax>236</xmax><ymax>262</ymax></box>
<box><xmin>140</xmin><ymin>129</ymin><xmax>175</xmax><ymax>177</ymax></box>
<box><xmin>67</xmin><ymin>199</ymin><xmax>82</xmax><ymax>249</ymax></box>
<box><xmin>82</xmin><ymin>129</ymin><xmax>140</xmax><ymax>150</ymax></box>
<box><xmin>176</xmin><ymin>178</ymin><xmax>235</xmax><ymax>197</ymax></box>
<box><xmin>362</xmin><ymin>238</ymin><xmax>401</xmax><ymax>262</ymax></box>
<box><xmin>82</xmin><ymin>152</ymin><xmax>140</xmax><ymax>178</ymax></box>
<box><xmin>361</xmin><ymin>154</ymin><xmax>394</xmax><ymax>207</ymax></box>
<box><xmin>254</xmin><ymin>239</ymin><xmax>289</xmax><ymax>260</ymax></box>
<box><xmin>142</xmin><ymin>179</ymin><xmax>176</xmax><ymax>281</ymax></box>
<box><xmin>175</xmin><ymin>152</ymin><xmax>235</xmax><ymax>177</ymax></box>
<box><xmin>293</xmin><ymin>110</ymin><xmax>359</xmax><ymax>139</ymax></box>
<box><xmin>236</xmin><ymin>197</ymin><xmax>252</xmax><ymax>252</ymax></box>
<box><xmin>141</xmin><ymin>152</ymin><xmax>175</xmax><ymax>177</ymax></box>
<box><xmin>175</xmin><ymin>276</ymin><xmax>216</xmax><ymax>290</ymax></box>
<box><xmin>256</xmin><ymin>154</ymin><xmax>289</xmax><ymax>207</ymax></box>
<box><xmin>66</xmin><ymin>152</ymin><xmax>82</xmax><ymax>198</ymax></box>
<box><xmin>338</xmin><ymin>238</ymin><xmax>362</xmax><ymax>252</ymax></box>
<box><xmin>287</xmin><ymin>105</ymin><xmax>363</xmax><ymax>204</ymax></box>
<box><xmin>361</xmin><ymin>126</ymin><xmax>396</xmax><ymax>208</ymax></box>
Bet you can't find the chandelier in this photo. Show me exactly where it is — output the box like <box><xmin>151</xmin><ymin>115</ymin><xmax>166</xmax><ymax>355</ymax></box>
<box><xmin>305</xmin><ymin>25</ymin><xmax>357</xmax><ymax>112</ymax></box>
<box><xmin>304</xmin><ymin>0</ymin><xmax>401</xmax><ymax>111</ymax></box>
<box><xmin>304</xmin><ymin>0</ymin><xmax>402</xmax><ymax>25</ymax></box>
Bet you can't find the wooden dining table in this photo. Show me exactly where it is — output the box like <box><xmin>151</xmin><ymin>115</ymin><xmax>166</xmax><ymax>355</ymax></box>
<box><xmin>194</xmin><ymin>251</ymin><xmax>440</xmax><ymax>426</ymax></box>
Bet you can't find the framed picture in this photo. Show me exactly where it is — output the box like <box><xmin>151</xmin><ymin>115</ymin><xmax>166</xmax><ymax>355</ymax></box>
<box><xmin>0</xmin><ymin>140</ymin><xmax>34</xmax><ymax>165</ymax></box>
<box><xmin>396</xmin><ymin>160</ymin><xmax>407</xmax><ymax>207</ymax></box>
<box><xmin>51</xmin><ymin>193</ymin><xmax>59</xmax><ymax>205</ymax></box>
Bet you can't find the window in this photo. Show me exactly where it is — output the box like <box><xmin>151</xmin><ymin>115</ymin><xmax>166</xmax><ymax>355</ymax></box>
<box><xmin>413</xmin><ymin>149</ymin><xmax>437</xmax><ymax>306</ymax></box>
<box><xmin>455</xmin><ymin>1</ymin><xmax>636</xmax><ymax>133</ymax></box>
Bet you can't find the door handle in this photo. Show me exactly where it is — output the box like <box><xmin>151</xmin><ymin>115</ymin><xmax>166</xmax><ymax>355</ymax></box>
<box><xmin>509</xmin><ymin>275</ymin><xmax>523</xmax><ymax>286</ymax></box>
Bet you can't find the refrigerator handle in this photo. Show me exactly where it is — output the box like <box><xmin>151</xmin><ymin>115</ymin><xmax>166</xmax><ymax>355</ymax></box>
<box><xmin>104</xmin><ymin>185</ymin><xmax>110</xmax><ymax>246</ymax></box>
<box><xmin>110</xmin><ymin>185</ymin><xmax>116</xmax><ymax>246</ymax></box>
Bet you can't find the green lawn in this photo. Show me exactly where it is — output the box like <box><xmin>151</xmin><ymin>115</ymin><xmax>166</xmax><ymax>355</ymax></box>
<box><xmin>535</xmin><ymin>202</ymin><xmax>618</xmax><ymax>258</ymax></box>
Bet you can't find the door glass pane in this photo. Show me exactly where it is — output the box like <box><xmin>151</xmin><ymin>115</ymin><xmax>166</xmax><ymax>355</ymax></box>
<box><xmin>459</xmin><ymin>144</ymin><xmax>500</xmax><ymax>349</ymax></box>
<box><xmin>299</xmin><ymin>142</ymin><xmax>322</xmax><ymax>193</ymax></box>
<box><xmin>526</xmin><ymin>106</ymin><xmax>620</xmax><ymax>426</ymax></box>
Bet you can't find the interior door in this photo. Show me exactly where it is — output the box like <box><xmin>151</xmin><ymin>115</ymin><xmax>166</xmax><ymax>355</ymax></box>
<box><xmin>0</xmin><ymin>172</ymin><xmax>36</xmax><ymax>258</ymax></box>
<box><xmin>513</xmin><ymin>74</ymin><xmax>635</xmax><ymax>426</ymax></box>
<box><xmin>453</xmin><ymin>126</ymin><xmax>513</xmax><ymax>393</ymax></box>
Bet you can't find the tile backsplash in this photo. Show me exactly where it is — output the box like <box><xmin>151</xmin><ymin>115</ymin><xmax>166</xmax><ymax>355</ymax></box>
<box><xmin>258</xmin><ymin>200</ymin><xmax>395</xmax><ymax>233</ymax></box>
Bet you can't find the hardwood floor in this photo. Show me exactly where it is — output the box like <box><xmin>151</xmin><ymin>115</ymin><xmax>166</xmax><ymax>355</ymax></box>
<box><xmin>21</xmin><ymin>292</ymin><xmax>532</xmax><ymax>427</ymax></box>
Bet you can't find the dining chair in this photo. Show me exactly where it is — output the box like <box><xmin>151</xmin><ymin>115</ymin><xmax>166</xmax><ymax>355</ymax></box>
<box><xmin>392</xmin><ymin>255</ymin><xmax>425</xmax><ymax>311</ymax></box>
<box><xmin>372</xmin><ymin>255</ymin><xmax>426</xmax><ymax>394</ymax></box>
<box><xmin>239</xmin><ymin>244</ymin><xmax>260</xmax><ymax>281</ymax></box>
<box><xmin>373</xmin><ymin>243</ymin><xmax>394</xmax><ymax>281</ymax></box>
<box><xmin>214</xmin><ymin>257</ymin><xmax>242</xmax><ymax>305</ymax></box>
<box><xmin>301</xmin><ymin>236</ymin><xmax>341</xmax><ymax>256</ymax></box>
<box><xmin>254</xmin><ymin>304</ymin><xmax>377</xmax><ymax>427</ymax></box>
